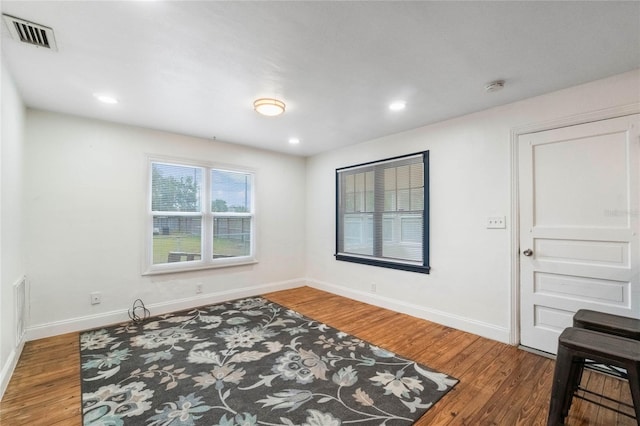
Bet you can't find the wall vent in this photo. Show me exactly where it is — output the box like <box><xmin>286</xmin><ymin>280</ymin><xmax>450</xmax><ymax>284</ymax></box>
<box><xmin>13</xmin><ymin>277</ymin><xmax>27</xmax><ymax>345</ymax></box>
<box><xmin>2</xmin><ymin>14</ymin><xmax>57</xmax><ymax>51</ymax></box>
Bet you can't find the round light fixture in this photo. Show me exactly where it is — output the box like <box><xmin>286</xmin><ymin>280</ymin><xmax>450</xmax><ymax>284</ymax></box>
<box><xmin>254</xmin><ymin>98</ymin><xmax>285</xmax><ymax>116</ymax></box>
<box><xmin>288</xmin><ymin>137</ymin><xmax>300</xmax><ymax>145</ymax></box>
<box><xmin>94</xmin><ymin>93</ymin><xmax>118</xmax><ymax>104</ymax></box>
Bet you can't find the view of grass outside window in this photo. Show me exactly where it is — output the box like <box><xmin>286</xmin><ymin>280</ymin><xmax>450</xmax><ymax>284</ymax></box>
<box><xmin>335</xmin><ymin>152</ymin><xmax>430</xmax><ymax>273</ymax></box>
<box><xmin>211</xmin><ymin>169</ymin><xmax>252</xmax><ymax>258</ymax></box>
<box><xmin>149</xmin><ymin>160</ymin><xmax>254</xmax><ymax>272</ymax></box>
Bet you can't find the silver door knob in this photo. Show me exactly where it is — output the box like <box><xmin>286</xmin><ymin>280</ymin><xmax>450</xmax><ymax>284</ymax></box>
<box><xmin>523</xmin><ymin>249</ymin><xmax>533</xmax><ymax>256</ymax></box>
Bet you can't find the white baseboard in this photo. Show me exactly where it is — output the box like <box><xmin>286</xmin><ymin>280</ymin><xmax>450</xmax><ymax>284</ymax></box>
<box><xmin>306</xmin><ymin>279</ymin><xmax>511</xmax><ymax>344</ymax></box>
<box><xmin>22</xmin><ymin>276</ymin><xmax>509</xmax><ymax>359</ymax></box>
<box><xmin>8</xmin><ymin>277</ymin><xmax>508</xmax><ymax>400</ymax></box>
<box><xmin>25</xmin><ymin>279</ymin><xmax>305</xmax><ymax>341</ymax></box>
<box><xmin>0</xmin><ymin>337</ymin><xmax>25</xmax><ymax>401</ymax></box>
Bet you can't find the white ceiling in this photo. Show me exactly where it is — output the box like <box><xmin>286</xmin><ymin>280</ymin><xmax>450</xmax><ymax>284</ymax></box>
<box><xmin>2</xmin><ymin>1</ymin><xmax>639</xmax><ymax>157</ymax></box>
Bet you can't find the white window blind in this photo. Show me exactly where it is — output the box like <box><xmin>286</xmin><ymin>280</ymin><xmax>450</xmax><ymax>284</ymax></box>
<box><xmin>336</xmin><ymin>152</ymin><xmax>429</xmax><ymax>273</ymax></box>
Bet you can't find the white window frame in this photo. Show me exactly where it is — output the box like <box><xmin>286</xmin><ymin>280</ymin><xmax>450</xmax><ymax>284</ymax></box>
<box><xmin>143</xmin><ymin>156</ymin><xmax>256</xmax><ymax>275</ymax></box>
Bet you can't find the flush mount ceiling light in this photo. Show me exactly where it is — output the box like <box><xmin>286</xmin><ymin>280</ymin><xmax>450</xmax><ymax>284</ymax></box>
<box><xmin>254</xmin><ymin>98</ymin><xmax>285</xmax><ymax>116</ymax></box>
<box><xmin>288</xmin><ymin>137</ymin><xmax>300</xmax><ymax>145</ymax></box>
<box><xmin>94</xmin><ymin>93</ymin><xmax>118</xmax><ymax>104</ymax></box>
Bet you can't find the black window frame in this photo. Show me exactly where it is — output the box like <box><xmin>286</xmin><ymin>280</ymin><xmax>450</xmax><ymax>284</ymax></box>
<box><xmin>335</xmin><ymin>151</ymin><xmax>430</xmax><ymax>274</ymax></box>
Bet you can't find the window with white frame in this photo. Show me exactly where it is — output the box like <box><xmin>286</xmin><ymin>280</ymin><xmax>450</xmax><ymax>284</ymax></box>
<box><xmin>335</xmin><ymin>151</ymin><xmax>429</xmax><ymax>273</ymax></box>
<box><xmin>147</xmin><ymin>159</ymin><xmax>255</xmax><ymax>273</ymax></box>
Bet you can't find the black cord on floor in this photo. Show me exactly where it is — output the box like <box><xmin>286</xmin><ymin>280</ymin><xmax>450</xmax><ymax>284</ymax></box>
<box><xmin>128</xmin><ymin>299</ymin><xmax>150</xmax><ymax>324</ymax></box>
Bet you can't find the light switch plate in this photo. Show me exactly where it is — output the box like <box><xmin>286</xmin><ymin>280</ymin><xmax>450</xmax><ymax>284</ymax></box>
<box><xmin>487</xmin><ymin>216</ymin><xmax>506</xmax><ymax>229</ymax></box>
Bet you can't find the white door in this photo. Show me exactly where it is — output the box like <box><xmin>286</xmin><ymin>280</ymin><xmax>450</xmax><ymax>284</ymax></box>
<box><xmin>519</xmin><ymin>114</ymin><xmax>640</xmax><ymax>354</ymax></box>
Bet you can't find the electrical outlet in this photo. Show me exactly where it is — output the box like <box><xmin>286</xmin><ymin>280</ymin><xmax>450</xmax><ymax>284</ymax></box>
<box><xmin>90</xmin><ymin>292</ymin><xmax>101</xmax><ymax>305</ymax></box>
<box><xmin>486</xmin><ymin>216</ymin><xmax>506</xmax><ymax>229</ymax></box>
<box><xmin>196</xmin><ymin>283</ymin><xmax>203</xmax><ymax>294</ymax></box>
<box><xmin>370</xmin><ymin>282</ymin><xmax>377</xmax><ymax>293</ymax></box>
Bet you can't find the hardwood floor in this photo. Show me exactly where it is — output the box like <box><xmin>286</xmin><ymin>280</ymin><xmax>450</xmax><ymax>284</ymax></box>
<box><xmin>0</xmin><ymin>286</ymin><xmax>634</xmax><ymax>425</ymax></box>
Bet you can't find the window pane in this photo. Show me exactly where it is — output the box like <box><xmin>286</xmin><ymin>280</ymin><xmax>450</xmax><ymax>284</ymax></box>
<box><xmin>384</xmin><ymin>190</ymin><xmax>396</xmax><ymax>211</ymax></box>
<box><xmin>355</xmin><ymin>172</ymin><xmax>365</xmax><ymax>192</ymax></box>
<box><xmin>411</xmin><ymin>188</ymin><xmax>424</xmax><ymax>210</ymax></box>
<box><xmin>354</xmin><ymin>191</ymin><xmax>363</xmax><ymax>212</ymax></box>
<box><xmin>397</xmin><ymin>189</ymin><xmax>410</xmax><ymax>211</ymax></box>
<box><xmin>396</xmin><ymin>165</ymin><xmax>410</xmax><ymax>189</ymax></box>
<box><xmin>382</xmin><ymin>217</ymin><xmax>393</xmax><ymax>241</ymax></box>
<box><xmin>384</xmin><ymin>168</ymin><xmax>396</xmax><ymax>190</ymax></box>
<box><xmin>152</xmin><ymin>163</ymin><xmax>202</xmax><ymax>212</ymax></box>
<box><xmin>410</xmin><ymin>163</ymin><xmax>423</xmax><ymax>188</ymax></box>
<box><xmin>345</xmin><ymin>193</ymin><xmax>355</xmax><ymax>213</ymax></box>
<box><xmin>345</xmin><ymin>174</ymin><xmax>355</xmax><ymax>193</ymax></box>
<box><xmin>211</xmin><ymin>170</ymin><xmax>252</xmax><ymax>212</ymax></box>
<box><xmin>401</xmin><ymin>216</ymin><xmax>423</xmax><ymax>242</ymax></box>
<box><xmin>343</xmin><ymin>214</ymin><xmax>374</xmax><ymax>256</ymax></box>
<box><xmin>152</xmin><ymin>216</ymin><xmax>202</xmax><ymax>264</ymax></box>
<box><xmin>365</xmin><ymin>171</ymin><xmax>375</xmax><ymax>212</ymax></box>
<box><xmin>344</xmin><ymin>216</ymin><xmax>362</xmax><ymax>246</ymax></box>
<box><xmin>354</xmin><ymin>173</ymin><xmax>364</xmax><ymax>212</ymax></box>
<box><xmin>341</xmin><ymin>173</ymin><xmax>352</xmax><ymax>213</ymax></box>
<box><xmin>365</xmin><ymin>190</ymin><xmax>374</xmax><ymax>212</ymax></box>
<box><xmin>213</xmin><ymin>217</ymin><xmax>251</xmax><ymax>258</ymax></box>
<box><xmin>381</xmin><ymin>213</ymin><xmax>422</xmax><ymax>261</ymax></box>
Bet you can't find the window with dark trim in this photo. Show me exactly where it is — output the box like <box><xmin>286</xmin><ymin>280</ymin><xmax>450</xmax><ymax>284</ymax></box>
<box><xmin>335</xmin><ymin>151</ymin><xmax>430</xmax><ymax>273</ymax></box>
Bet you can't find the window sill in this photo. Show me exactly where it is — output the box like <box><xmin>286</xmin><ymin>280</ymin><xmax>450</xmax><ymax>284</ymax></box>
<box><xmin>335</xmin><ymin>254</ymin><xmax>430</xmax><ymax>274</ymax></box>
<box><xmin>142</xmin><ymin>259</ymin><xmax>258</xmax><ymax>276</ymax></box>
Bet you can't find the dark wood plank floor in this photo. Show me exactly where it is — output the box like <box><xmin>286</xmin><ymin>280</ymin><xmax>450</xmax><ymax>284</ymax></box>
<box><xmin>0</xmin><ymin>287</ymin><xmax>634</xmax><ymax>425</ymax></box>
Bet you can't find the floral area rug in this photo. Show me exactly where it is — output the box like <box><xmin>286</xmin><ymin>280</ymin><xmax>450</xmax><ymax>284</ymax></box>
<box><xmin>80</xmin><ymin>297</ymin><xmax>458</xmax><ymax>425</ymax></box>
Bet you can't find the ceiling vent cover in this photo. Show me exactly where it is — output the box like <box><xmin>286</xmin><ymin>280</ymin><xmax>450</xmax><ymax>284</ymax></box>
<box><xmin>2</xmin><ymin>14</ymin><xmax>57</xmax><ymax>51</ymax></box>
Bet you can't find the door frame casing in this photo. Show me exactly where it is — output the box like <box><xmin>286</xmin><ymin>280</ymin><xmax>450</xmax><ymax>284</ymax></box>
<box><xmin>509</xmin><ymin>103</ymin><xmax>640</xmax><ymax>346</ymax></box>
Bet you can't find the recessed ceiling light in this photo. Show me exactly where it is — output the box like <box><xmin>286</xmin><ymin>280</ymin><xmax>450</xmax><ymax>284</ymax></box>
<box><xmin>254</xmin><ymin>98</ymin><xmax>285</xmax><ymax>116</ymax></box>
<box><xmin>389</xmin><ymin>101</ymin><xmax>406</xmax><ymax>111</ymax></box>
<box><xmin>288</xmin><ymin>138</ymin><xmax>300</xmax><ymax>145</ymax></box>
<box><xmin>94</xmin><ymin>93</ymin><xmax>118</xmax><ymax>104</ymax></box>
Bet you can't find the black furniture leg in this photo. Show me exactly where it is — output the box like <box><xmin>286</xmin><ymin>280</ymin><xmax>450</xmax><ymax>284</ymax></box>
<box><xmin>548</xmin><ymin>344</ymin><xmax>574</xmax><ymax>426</ymax></box>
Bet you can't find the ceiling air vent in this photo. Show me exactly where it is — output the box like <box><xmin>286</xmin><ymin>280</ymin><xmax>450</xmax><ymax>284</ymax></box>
<box><xmin>2</xmin><ymin>14</ymin><xmax>57</xmax><ymax>51</ymax></box>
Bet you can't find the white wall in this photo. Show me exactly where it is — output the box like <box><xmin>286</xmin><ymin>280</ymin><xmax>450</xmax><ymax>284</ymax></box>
<box><xmin>12</xmin><ymin>69</ymin><xmax>640</xmax><ymax>349</ymax></box>
<box><xmin>1</xmin><ymin>60</ymin><xmax>26</xmax><ymax>398</ymax></box>
<box><xmin>24</xmin><ymin>110</ymin><xmax>306</xmax><ymax>338</ymax></box>
<box><xmin>305</xmin><ymin>69</ymin><xmax>640</xmax><ymax>343</ymax></box>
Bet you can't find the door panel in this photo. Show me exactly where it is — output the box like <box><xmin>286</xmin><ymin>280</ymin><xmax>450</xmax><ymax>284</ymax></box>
<box><xmin>533</xmin><ymin>132</ymin><xmax>629</xmax><ymax>228</ymax></box>
<box><xmin>534</xmin><ymin>273</ymin><xmax>628</xmax><ymax>306</ymax></box>
<box><xmin>534</xmin><ymin>238</ymin><xmax>629</xmax><ymax>265</ymax></box>
<box><xmin>519</xmin><ymin>114</ymin><xmax>639</xmax><ymax>354</ymax></box>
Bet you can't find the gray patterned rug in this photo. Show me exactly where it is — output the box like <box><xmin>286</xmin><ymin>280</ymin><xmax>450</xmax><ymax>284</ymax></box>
<box><xmin>80</xmin><ymin>297</ymin><xmax>458</xmax><ymax>425</ymax></box>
